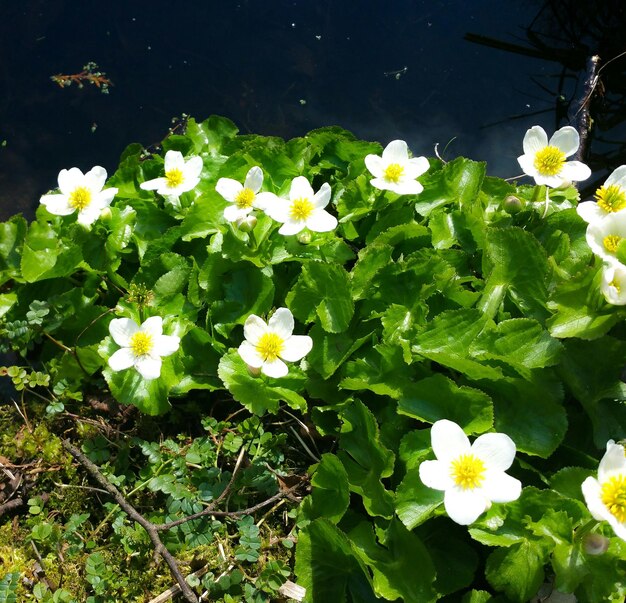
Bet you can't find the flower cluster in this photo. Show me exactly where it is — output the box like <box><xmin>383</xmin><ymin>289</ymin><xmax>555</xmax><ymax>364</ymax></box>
<box><xmin>574</xmin><ymin>166</ymin><xmax>626</xmax><ymax>304</ymax></box>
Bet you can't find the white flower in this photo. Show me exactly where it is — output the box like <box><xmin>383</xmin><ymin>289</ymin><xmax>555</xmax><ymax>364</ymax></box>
<box><xmin>264</xmin><ymin>176</ymin><xmax>337</xmax><ymax>235</ymax></box>
<box><xmin>419</xmin><ymin>419</ymin><xmax>522</xmax><ymax>525</ymax></box>
<box><xmin>108</xmin><ymin>316</ymin><xmax>180</xmax><ymax>380</ymax></box>
<box><xmin>586</xmin><ymin>212</ymin><xmax>626</xmax><ymax>266</ymax></box>
<box><xmin>578</xmin><ymin>165</ymin><xmax>626</xmax><ymax>224</ymax></box>
<box><xmin>364</xmin><ymin>139</ymin><xmax>429</xmax><ymax>195</ymax></box>
<box><xmin>517</xmin><ymin>125</ymin><xmax>591</xmax><ymax>188</ymax></box>
<box><xmin>140</xmin><ymin>150</ymin><xmax>203</xmax><ymax>200</ymax></box>
<box><xmin>238</xmin><ymin>307</ymin><xmax>312</xmax><ymax>378</ymax></box>
<box><xmin>215</xmin><ymin>166</ymin><xmax>275</xmax><ymax>223</ymax></box>
<box><xmin>40</xmin><ymin>166</ymin><xmax>118</xmax><ymax>226</ymax></box>
<box><xmin>582</xmin><ymin>440</ymin><xmax>626</xmax><ymax>541</ymax></box>
<box><xmin>601</xmin><ymin>264</ymin><xmax>626</xmax><ymax>305</ymax></box>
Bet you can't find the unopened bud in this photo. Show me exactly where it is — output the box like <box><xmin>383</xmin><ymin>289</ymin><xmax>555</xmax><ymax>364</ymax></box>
<box><xmin>235</xmin><ymin>215</ymin><xmax>257</xmax><ymax>232</ymax></box>
<box><xmin>99</xmin><ymin>207</ymin><xmax>113</xmax><ymax>222</ymax></box>
<box><xmin>246</xmin><ymin>364</ymin><xmax>262</xmax><ymax>378</ymax></box>
<box><xmin>583</xmin><ymin>533</ymin><xmax>609</xmax><ymax>556</ymax></box>
<box><xmin>503</xmin><ymin>195</ymin><xmax>524</xmax><ymax>214</ymax></box>
<box><xmin>297</xmin><ymin>230</ymin><xmax>311</xmax><ymax>245</ymax></box>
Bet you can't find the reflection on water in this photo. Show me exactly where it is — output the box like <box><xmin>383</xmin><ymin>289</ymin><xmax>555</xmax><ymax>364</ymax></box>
<box><xmin>0</xmin><ymin>0</ymin><xmax>625</xmax><ymax>221</ymax></box>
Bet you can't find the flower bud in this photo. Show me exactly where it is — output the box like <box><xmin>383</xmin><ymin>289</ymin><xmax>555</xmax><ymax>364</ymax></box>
<box><xmin>583</xmin><ymin>533</ymin><xmax>609</xmax><ymax>556</ymax></box>
<box><xmin>297</xmin><ymin>230</ymin><xmax>311</xmax><ymax>245</ymax></box>
<box><xmin>503</xmin><ymin>195</ymin><xmax>524</xmax><ymax>214</ymax></box>
<box><xmin>235</xmin><ymin>215</ymin><xmax>257</xmax><ymax>232</ymax></box>
<box><xmin>246</xmin><ymin>364</ymin><xmax>262</xmax><ymax>378</ymax></box>
<box><xmin>99</xmin><ymin>207</ymin><xmax>113</xmax><ymax>222</ymax></box>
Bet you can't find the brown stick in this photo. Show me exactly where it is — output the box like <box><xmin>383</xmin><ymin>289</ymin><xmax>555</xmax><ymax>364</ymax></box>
<box><xmin>574</xmin><ymin>54</ymin><xmax>601</xmax><ymax>163</ymax></box>
<box><xmin>62</xmin><ymin>440</ymin><xmax>199</xmax><ymax>603</ymax></box>
<box><xmin>0</xmin><ymin>497</ymin><xmax>24</xmax><ymax>516</ymax></box>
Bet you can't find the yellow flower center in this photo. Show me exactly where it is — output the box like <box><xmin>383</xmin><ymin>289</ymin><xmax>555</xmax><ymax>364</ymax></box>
<box><xmin>384</xmin><ymin>163</ymin><xmax>404</xmax><ymax>183</ymax></box>
<box><xmin>256</xmin><ymin>332</ymin><xmax>284</xmax><ymax>362</ymax></box>
<box><xmin>603</xmin><ymin>235</ymin><xmax>622</xmax><ymax>253</ymax></box>
<box><xmin>165</xmin><ymin>168</ymin><xmax>184</xmax><ymax>188</ymax></box>
<box><xmin>609</xmin><ymin>278</ymin><xmax>621</xmax><ymax>293</ymax></box>
<box><xmin>533</xmin><ymin>146</ymin><xmax>566</xmax><ymax>176</ymax></box>
<box><xmin>69</xmin><ymin>187</ymin><xmax>92</xmax><ymax>211</ymax></box>
<box><xmin>451</xmin><ymin>454</ymin><xmax>486</xmax><ymax>490</ymax></box>
<box><xmin>129</xmin><ymin>332</ymin><xmax>153</xmax><ymax>356</ymax></box>
<box><xmin>235</xmin><ymin>188</ymin><xmax>255</xmax><ymax>209</ymax></box>
<box><xmin>596</xmin><ymin>184</ymin><xmax>626</xmax><ymax>213</ymax></box>
<box><xmin>290</xmin><ymin>198</ymin><xmax>314</xmax><ymax>221</ymax></box>
<box><xmin>601</xmin><ymin>474</ymin><xmax>626</xmax><ymax>523</ymax></box>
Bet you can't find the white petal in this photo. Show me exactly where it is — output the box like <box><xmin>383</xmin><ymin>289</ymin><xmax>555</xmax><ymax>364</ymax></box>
<box><xmin>135</xmin><ymin>355</ymin><xmax>162</xmax><ymax>380</ymax></box>
<box><xmin>582</xmin><ymin>476</ymin><xmax>611</xmax><ymax>522</ymax></box>
<box><xmin>312</xmin><ymin>182</ymin><xmax>332</xmax><ymax>209</ymax></box>
<box><xmin>382</xmin><ymin>140</ymin><xmax>409</xmax><ymax>163</ymax></box>
<box><xmin>472</xmin><ymin>433</ymin><xmax>516</xmax><ymax>472</ymax></box>
<box><xmin>140</xmin><ymin>177</ymin><xmax>167</xmax><ymax>191</ymax></box>
<box><xmin>262</xmin><ymin>358</ymin><xmax>289</xmax><ymax>378</ymax></box>
<box><xmin>482</xmin><ymin>471</ymin><xmax>522</xmax><ymax>503</ymax></box>
<box><xmin>517</xmin><ymin>154</ymin><xmax>538</xmax><ymax>179</ymax></box>
<box><xmin>96</xmin><ymin>188</ymin><xmax>118</xmax><ymax>207</ymax></box>
<box><xmin>238</xmin><ymin>340</ymin><xmax>264</xmax><ymax>368</ymax></box>
<box><xmin>560</xmin><ymin>161</ymin><xmax>591</xmax><ymax>183</ymax></box>
<box><xmin>141</xmin><ymin>316</ymin><xmax>163</xmax><ymax>338</ymax></box>
<box><xmin>522</xmin><ymin>126</ymin><xmax>548</xmax><ymax>155</ymax></box>
<box><xmin>602</xmin><ymin>265</ymin><xmax>626</xmax><ymax>305</ymax></box>
<box><xmin>84</xmin><ymin>166</ymin><xmax>107</xmax><ymax>192</ymax></box>
<box><xmin>108</xmin><ymin>348</ymin><xmax>136</xmax><ymax>372</ymax></box>
<box><xmin>278</xmin><ymin>220</ymin><xmax>306</xmax><ymax>235</ymax></box>
<box><xmin>58</xmin><ymin>168</ymin><xmax>85</xmax><ymax>194</ymax></box>
<box><xmin>430</xmin><ymin>419</ymin><xmax>471</xmax><ymax>463</ymax></box>
<box><xmin>444</xmin><ymin>488</ymin><xmax>488</xmax><ymax>525</ymax></box>
<box><xmin>164</xmin><ymin>150</ymin><xmax>184</xmax><ymax>172</ymax></box>
<box><xmin>391</xmin><ymin>179</ymin><xmax>424</xmax><ymax>195</ymax></box>
<box><xmin>419</xmin><ymin>460</ymin><xmax>454</xmax><ymax>491</ymax></box>
<box><xmin>109</xmin><ymin>318</ymin><xmax>139</xmax><ymax>346</ymax></box>
<box><xmin>364</xmin><ymin>154</ymin><xmax>384</xmax><ymax>178</ymax></box>
<box><xmin>243</xmin><ymin>314</ymin><xmax>268</xmax><ymax>345</ymax></box>
<box><xmin>177</xmin><ymin>174</ymin><xmax>201</xmax><ymax>193</ymax></box>
<box><xmin>263</xmin><ymin>198</ymin><xmax>292</xmax><ymax>222</ymax></box>
<box><xmin>369</xmin><ymin>177</ymin><xmax>396</xmax><ymax>192</ymax></box>
<box><xmin>534</xmin><ymin>173</ymin><xmax>567</xmax><ymax>188</ymax></box>
<box><xmin>605</xmin><ymin>166</ymin><xmax>626</xmax><ymax>189</ymax></box>
<box><xmin>290</xmin><ymin>176</ymin><xmax>314</xmax><ymax>201</ymax></box>
<box><xmin>245</xmin><ymin>166</ymin><xmax>263</xmax><ymax>192</ymax></box>
<box><xmin>184</xmin><ymin>155</ymin><xmax>203</xmax><ymax>179</ymax></box>
<box><xmin>598</xmin><ymin>442</ymin><xmax>626</xmax><ymax>482</ymax></box>
<box><xmin>216</xmin><ymin>178</ymin><xmax>243</xmax><ymax>202</ymax></box>
<box><xmin>224</xmin><ymin>204</ymin><xmax>250</xmax><ymax>222</ymax></box>
<box><xmin>268</xmin><ymin>308</ymin><xmax>294</xmax><ymax>339</ymax></box>
<box><xmin>404</xmin><ymin>156</ymin><xmax>430</xmax><ymax>179</ymax></box>
<box><xmin>306</xmin><ymin>209</ymin><xmax>338</xmax><ymax>232</ymax></box>
<box><xmin>549</xmin><ymin>126</ymin><xmax>580</xmax><ymax>157</ymax></box>
<box><xmin>576</xmin><ymin>201</ymin><xmax>606</xmax><ymax>224</ymax></box>
<box><xmin>253</xmin><ymin>191</ymin><xmax>277</xmax><ymax>211</ymax></box>
<box><xmin>40</xmin><ymin>194</ymin><xmax>74</xmax><ymax>216</ymax></box>
<box><xmin>153</xmin><ymin>334</ymin><xmax>180</xmax><ymax>357</ymax></box>
<box><xmin>280</xmin><ymin>335</ymin><xmax>312</xmax><ymax>361</ymax></box>
<box><xmin>76</xmin><ymin>206</ymin><xmax>101</xmax><ymax>226</ymax></box>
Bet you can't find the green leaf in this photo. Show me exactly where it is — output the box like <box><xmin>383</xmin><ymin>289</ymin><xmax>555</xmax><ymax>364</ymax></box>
<box><xmin>398</xmin><ymin>373</ymin><xmax>494</xmax><ymax>434</ymax></box>
<box><xmin>480</xmin><ymin>227</ymin><xmax>549</xmax><ymax>320</ymax></box>
<box><xmin>337</xmin><ymin>400</ymin><xmax>395</xmax><ymax>518</ymax></box>
<box><xmin>300</xmin><ymin>454</ymin><xmax>350</xmax><ymax>524</ymax></box>
<box><xmin>348</xmin><ymin>518</ymin><xmax>437</xmax><ymax>602</ymax></box>
<box><xmin>217</xmin><ymin>350</ymin><xmax>307</xmax><ymax>414</ymax></box>
<box><xmin>287</xmin><ymin>263</ymin><xmax>354</xmax><ymax>333</ymax></box>
<box><xmin>20</xmin><ymin>221</ymin><xmax>59</xmax><ymax>282</ymax></box>
<box><xmin>0</xmin><ymin>572</ymin><xmax>20</xmax><ymax>603</ymax></box>
<box><xmin>412</xmin><ymin>309</ymin><xmax>502</xmax><ymax>380</ymax></box>
<box><xmin>485</xmin><ymin>540</ymin><xmax>546</xmax><ymax>603</ymax></box>
<box><xmin>395</xmin><ymin>466</ymin><xmax>443</xmax><ymax>529</ymax></box>
<box><xmin>295</xmin><ymin>518</ymin><xmax>374</xmax><ymax>603</ymax></box>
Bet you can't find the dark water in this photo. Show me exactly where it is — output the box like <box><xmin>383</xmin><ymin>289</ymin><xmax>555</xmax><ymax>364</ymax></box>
<box><xmin>1</xmin><ymin>0</ymin><xmax>625</xmax><ymax>221</ymax></box>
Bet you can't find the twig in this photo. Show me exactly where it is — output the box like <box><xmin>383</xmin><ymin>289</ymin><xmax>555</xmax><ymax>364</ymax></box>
<box><xmin>62</xmin><ymin>440</ymin><xmax>199</xmax><ymax>603</ymax></box>
<box><xmin>573</xmin><ymin>54</ymin><xmax>601</xmax><ymax>162</ymax></box>
<box><xmin>0</xmin><ymin>497</ymin><xmax>24</xmax><ymax>516</ymax></box>
<box><xmin>148</xmin><ymin>564</ymin><xmax>211</xmax><ymax>603</ymax></box>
